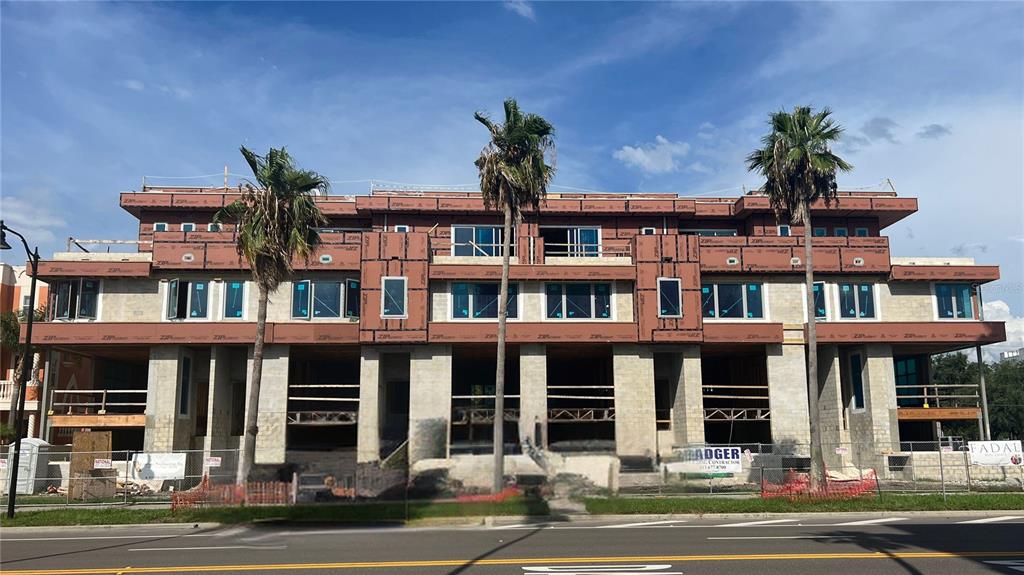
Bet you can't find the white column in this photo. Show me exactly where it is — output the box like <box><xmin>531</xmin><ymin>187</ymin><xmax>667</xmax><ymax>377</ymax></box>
<box><xmin>249</xmin><ymin>344</ymin><xmax>289</xmax><ymax>465</ymax></box>
<box><xmin>766</xmin><ymin>343</ymin><xmax>812</xmax><ymax>446</ymax></box>
<box><xmin>672</xmin><ymin>345</ymin><xmax>705</xmax><ymax>446</ymax></box>
<box><xmin>356</xmin><ymin>347</ymin><xmax>381</xmax><ymax>463</ymax></box>
<box><xmin>144</xmin><ymin>346</ymin><xmax>183</xmax><ymax>452</ymax></box>
<box><xmin>613</xmin><ymin>344</ymin><xmax>657</xmax><ymax>459</ymax></box>
<box><xmin>519</xmin><ymin>344</ymin><xmax>547</xmax><ymax>447</ymax></box>
<box><xmin>408</xmin><ymin>345</ymin><xmax>452</xmax><ymax>463</ymax></box>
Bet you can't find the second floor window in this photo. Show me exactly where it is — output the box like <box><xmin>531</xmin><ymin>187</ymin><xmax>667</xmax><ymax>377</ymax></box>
<box><xmin>224</xmin><ymin>281</ymin><xmax>245</xmax><ymax>319</ymax></box>
<box><xmin>701</xmin><ymin>283</ymin><xmax>764</xmax><ymax>319</ymax></box>
<box><xmin>52</xmin><ymin>278</ymin><xmax>99</xmax><ymax>320</ymax></box>
<box><xmin>167</xmin><ymin>279</ymin><xmax>208</xmax><ymax>319</ymax></box>
<box><xmin>546</xmin><ymin>282</ymin><xmax>611</xmax><ymax>319</ymax></box>
<box><xmin>452</xmin><ymin>282</ymin><xmax>518</xmax><ymax>319</ymax></box>
<box><xmin>839</xmin><ymin>283</ymin><xmax>875</xmax><ymax>319</ymax></box>
<box><xmin>382</xmin><ymin>277</ymin><xmax>407</xmax><ymax>318</ymax></box>
<box><xmin>291</xmin><ymin>280</ymin><xmax>355</xmax><ymax>319</ymax></box>
<box><xmin>452</xmin><ymin>225</ymin><xmax>507</xmax><ymax>257</ymax></box>
<box><xmin>936</xmin><ymin>283</ymin><xmax>973</xmax><ymax>319</ymax></box>
<box><xmin>658</xmin><ymin>278</ymin><xmax>682</xmax><ymax>318</ymax></box>
<box><xmin>813</xmin><ymin>282</ymin><xmax>827</xmax><ymax>320</ymax></box>
<box><xmin>540</xmin><ymin>226</ymin><xmax>600</xmax><ymax>257</ymax></box>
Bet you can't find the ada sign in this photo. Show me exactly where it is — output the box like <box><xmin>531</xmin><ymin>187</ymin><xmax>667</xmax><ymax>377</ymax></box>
<box><xmin>669</xmin><ymin>446</ymin><xmax>743</xmax><ymax>474</ymax></box>
<box><xmin>93</xmin><ymin>458</ymin><xmax>113</xmax><ymax>470</ymax></box>
<box><xmin>968</xmin><ymin>440</ymin><xmax>1024</xmax><ymax>467</ymax></box>
<box><xmin>203</xmin><ymin>456</ymin><xmax>222</xmax><ymax>468</ymax></box>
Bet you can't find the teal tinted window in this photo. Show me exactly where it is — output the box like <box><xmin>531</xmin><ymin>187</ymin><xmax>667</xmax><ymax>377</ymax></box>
<box><xmin>382</xmin><ymin>277</ymin><xmax>406</xmax><ymax>317</ymax></box>
<box><xmin>78</xmin><ymin>280</ymin><xmax>99</xmax><ymax>319</ymax></box>
<box><xmin>188</xmin><ymin>281</ymin><xmax>208</xmax><ymax>318</ymax></box>
<box><xmin>225</xmin><ymin>281</ymin><xmax>245</xmax><ymax>318</ymax></box>
<box><xmin>746</xmin><ymin>283</ymin><xmax>763</xmax><ymax>318</ymax></box>
<box><xmin>857</xmin><ymin>284</ymin><xmax>875</xmax><ymax>318</ymax></box>
<box><xmin>594</xmin><ymin>283</ymin><xmax>611</xmax><ymax>318</ymax></box>
<box><xmin>716</xmin><ymin>284</ymin><xmax>744</xmax><ymax>318</ymax></box>
<box><xmin>701</xmin><ymin>285</ymin><xmax>715</xmax><ymax>317</ymax></box>
<box><xmin>565</xmin><ymin>283</ymin><xmax>592</xmax><ymax>318</ymax></box>
<box><xmin>292</xmin><ymin>281</ymin><xmax>310</xmax><ymax>318</ymax></box>
<box><xmin>345</xmin><ymin>279</ymin><xmax>361</xmax><ymax>318</ymax></box>
<box><xmin>546</xmin><ymin>283</ymin><xmax>563</xmax><ymax>318</ymax></box>
<box><xmin>312</xmin><ymin>281</ymin><xmax>341</xmax><ymax>317</ymax></box>
<box><xmin>813</xmin><ymin>283</ymin><xmax>826</xmax><ymax>319</ymax></box>
<box><xmin>658</xmin><ymin>279</ymin><xmax>681</xmax><ymax>317</ymax></box>
<box><xmin>850</xmin><ymin>354</ymin><xmax>865</xmax><ymax>409</ymax></box>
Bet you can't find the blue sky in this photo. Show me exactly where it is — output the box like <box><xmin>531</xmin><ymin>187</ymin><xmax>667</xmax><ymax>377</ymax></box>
<box><xmin>1</xmin><ymin>1</ymin><xmax>1022</xmax><ymax>352</ymax></box>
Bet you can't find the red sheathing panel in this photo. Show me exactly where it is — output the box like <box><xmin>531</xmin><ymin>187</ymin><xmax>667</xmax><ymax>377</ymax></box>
<box><xmin>673</xmin><ymin>199</ymin><xmax>697</xmax><ymax>214</ymax></box>
<box><xmin>153</xmin><ymin>243</ymin><xmax>206</xmax><ymax>269</ymax></box>
<box><xmin>318</xmin><ymin>202</ymin><xmax>359</xmax><ymax>216</ymax></box>
<box><xmin>205</xmin><ymin>244</ymin><xmax>247</xmax><ymax>269</ymax></box>
<box><xmin>815</xmin><ymin>321</ymin><xmax>1005</xmax><ymax>344</ymax></box>
<box><xmin>374</xmin><ymin>330</ymin><xmax>427</xmax><ymax>343</ymax></box>
<box><xmin>581</xmin><ymin>200</ymin><xmax>626</xmax><ymax>213</ymax></box>
<box><xmin>540</xmin><ymin>199</ymin><xmax>583</xmax><ymax>213</ymax></box>
<box><xmin>355</xmin><ymin>196</ymin><xmax>389</xmax><ymax>211</ymax></box>
<box><xmin>428</xmin><ymin>322</ymin><xmax>638</xmax><ymax>343</ymax></box>
<box><xmin>428</xmin><ymin>265</ymin><xmax>635</xmax><ymax>281</ymax></box>
<box><xmin>840</xmin><ymin>247</ymin><xmax>890</xmax><ymax>273</ymax></box>
<box><xmin>381</xmin><ymin>233</ymin><xmax>406</xmax><ymax>260</ymax></box>
<box><xmin>120</xmin><ymin>193</ymin><xmax>173</xmax><ymax>208</ymax></box>
<box><xmin>890</xmin><ymin>265</ymin><xmax>1000</xmax><ymax>283</ymax></box>
<box><xmin>742</xmin><ymin>247</ymin><xmax>794</xmax><ymax>272</ymax></box>
<box><xmin>171</xmin><ymin>194</ymin><xmax>224</xmax><ymax>208</ymax></box>
<box><xmin>627</xmin><ymin>199</ymin><xmax>676</xmax><ymax>213</ymax></box>
<box><xmin>694</xmin><ymin>202</ymin><xmax>733</xmax><ymax>217</ymax></box>
<box><xmin>634</xmin><ymin>236</ymin><xmax>659</xmax><ymax>263</ymax></box>
<box><xmin>269</xmin><ymin>323</ymin><xmax>359</xmax><ymax>344</ymax></box>
<box><xmin>34</xmin><ymin>261</ymin><xmax>151</xmax><ymax>278</ymax></box>
<box><xmin>703</xmin><ymin>322</ymin><xmax>784</xmax><ymax>343</ymax></box>
<box><xmin>437</xmin><ymin>197</ymin><xmax>487</xmax><ymax>211</ymax></box>
<box><xmin>700</xmin><ymin>247</ymin><xmax>742</xmax><ymax>272</ymax></box>
<box><xmin>389</xmin><ymin>197</ymin><xmax>439</xmax><ymax>211</ymax></box>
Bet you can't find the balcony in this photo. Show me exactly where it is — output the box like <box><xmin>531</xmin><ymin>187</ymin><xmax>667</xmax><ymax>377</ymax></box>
<box><xmin>48</xmin><ymin>388</ymin><xmax>147</xmax><ymax>428</ymax></box>
<box><xmin>895</xmin><ymin>380</ymin><xmax>981</xmax><ymax>422</ymax></box>
<box><xmin>0</xmin><ymin>381</ymin><xmax>39</xmax><ymax>411</ymax></box>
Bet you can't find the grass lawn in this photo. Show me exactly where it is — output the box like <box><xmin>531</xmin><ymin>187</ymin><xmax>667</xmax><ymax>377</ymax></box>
<box><xmin>0</xmin><ymin>496</ymin><xmax>550</xmax><ymax>528</ymax></box>
<box><xmin>4</xmin><ymin>493</ymin><xmax>1023</xmax><ymax>527</ymax></box>
<box><xmin>584</xmin><ymin>492</ymin><xmax>1024</xmax><ymax>515</ymax></box>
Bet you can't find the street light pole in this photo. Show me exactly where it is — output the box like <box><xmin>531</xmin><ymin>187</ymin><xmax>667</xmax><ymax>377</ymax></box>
<box><xmin>2</xmin><ymin>220</ymin><xmax>40</xmax><ymax>519</ymax></box>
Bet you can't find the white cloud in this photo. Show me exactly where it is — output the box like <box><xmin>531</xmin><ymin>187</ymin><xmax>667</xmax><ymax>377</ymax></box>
<box><xmin>0</xmin><ymin>190</ymin><xmax>68</xmax><ymax>246</ymax></box>
<box><xmin>116</xmin><ymin>79</ymin><xmax>144</xmax><ymax>91</ymax></box>
<box><xmin>861</xmin><ymin>116</ymin><xmax>900</xmax><ymax>144</ymax></box>
<box><xmin>158</xmin><ymin>85</ymin><xmax>192</xmax><ymax>100</ymax></box>
<box><xmin>613</xmin><ymin>135</ymin><xmax>690</xmax><ymax>174</ymax></box>
<box><xmin>982</xmin><ymin>300</ymin><xmax>1024</xmax><ymax>362</ymax></box>
<box><xmin>503</xmin><ymin>0</ymin><xmax>535</xmax><ymax>21</ymax></box>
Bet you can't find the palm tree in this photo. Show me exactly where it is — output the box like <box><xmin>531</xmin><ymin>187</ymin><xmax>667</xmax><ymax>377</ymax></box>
<box><xmin>746</xmin><ymin>106</ymin><xmax>852</xmax><ymax>489</ymax></box>
<box><xmin>214</xmin><ymin>146</ymin><xmax>328</xmax><ymax>484</ymax></box>
<box><xmin>474</xmin><ymin>99</ymin><xmax>555</xmax><ymax>493</ymax></box>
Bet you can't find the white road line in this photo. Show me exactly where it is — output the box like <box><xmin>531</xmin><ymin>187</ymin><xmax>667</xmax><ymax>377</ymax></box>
<box><xmin>4</xmin><ymin>534</ymin><xmax>217</xmax><ymax>542</ymax></box>
<box><xmin>715</xmin><ymin>519</ymin><xmax>798</xmax><ymax>527</ymax></box>
<box><xmin>129</xmin><ymin>545</ymin><xmax>287</xmax><ymax>552</ymax></box>
<box><xmin>493</xmin><ymin>523</ymin><xmax>552</xmax><ymax>529</ymax></box>
<box><xmin>832</xmin><ymin>517</ymin><xmax>908</xmax><ymax>526</ymax></box>
<box><xmin>598</xmin><ymin>520</ymin><xmax>688</xmax><ymax>529</ymax></box>
<box><xmin>708</xmin><ymin>532</ymin><xmax>851</xmax><ymax>536</ymax></box>
<box><xmin>984</xmin><ymin>560</ymin><xmax>1024</xmax><ymax>573</ymax></box>
<box><xmin>958</xmin><ymin>516</ymin><xmax>1024</xmax><ymax>524</ymax></box>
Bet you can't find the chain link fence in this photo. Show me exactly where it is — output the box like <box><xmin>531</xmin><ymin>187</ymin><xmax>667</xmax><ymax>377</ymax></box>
<box><xmin>2</xmin><ymin>440</ymin><xmax>1021</xmax><ymax>512</ymax></box>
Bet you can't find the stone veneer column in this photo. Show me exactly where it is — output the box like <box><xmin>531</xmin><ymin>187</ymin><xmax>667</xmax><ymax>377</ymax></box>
<box><xmin>518</xmin><ymin>344</ymin><xmax>547</xmax><ymax>447</ymax></box>
<box><xmin>613</xmin><ymin>344</ymin><xmax>657</xmax><ymax>459</ymax></box>
<box><xmin>408</xmin><ymin>345</ymin><xmax>452</xmax><ymax>463</ymax></box>
<box><xmin>203</xmin><ymin>346</ymin><xmax>234</xmax><ymax>455</ymax></box>
<box><xmin>817</xmin><ymin>344</ymin><xmax>851</xmax><ymax>467</ymax></box>
<box><xmin>356</xmin><ymin>347</ymin><xmax>381</xmax><ymax>463</ymax></box>
<box><xmin>861</xmin><ymin>343</ymin><xmax>900</xmax><ymax>454</ymax></box>
<box><xmin>672</xmin><ymin>345</ymin><xmax>705</xmax><ymax>446</ymax></box>
<box><xmin>144</xmin><ymin>346</ymin><xmax>184</xmax><ymax>452</ymax></box>
<box><xmin>248</xmin><ymin>344</ymin><xmax>289</xmax><ymax>465</ymax></box>
<box><xmin>766</xmin><ymin>343</ymin><xmax>812</xmax><ymax>447</ymax></box>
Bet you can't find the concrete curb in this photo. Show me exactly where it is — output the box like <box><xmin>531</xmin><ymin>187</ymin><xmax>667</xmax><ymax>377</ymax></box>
<box><xmin>2</xmin><ymin>522</ymin><xmax>221</xmax><ymax>533</ymax></box>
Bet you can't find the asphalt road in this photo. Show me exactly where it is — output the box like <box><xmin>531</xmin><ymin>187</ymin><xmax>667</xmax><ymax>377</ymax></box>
<box><xmin>3</xmin><ymin>513</ymin><xmax>1024</xmax><ymax>574</ymax></box>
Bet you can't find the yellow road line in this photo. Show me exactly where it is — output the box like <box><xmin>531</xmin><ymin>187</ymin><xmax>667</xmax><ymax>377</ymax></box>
<box><xmin>5</xmin><ymin>550</ymin><xmax>1024</xmax><ymax>574</ymax></box>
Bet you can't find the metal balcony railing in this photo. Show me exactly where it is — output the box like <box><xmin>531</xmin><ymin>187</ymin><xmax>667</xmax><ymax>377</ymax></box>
<box><xmin>895</xmin><ymin>382</ymin><xmax>980</xmax><ymax>408</ymax></box>
<box><xmin>50</xmin><ymin>389</ymin><xmax>147</xmax><ymax>415</ymax></box>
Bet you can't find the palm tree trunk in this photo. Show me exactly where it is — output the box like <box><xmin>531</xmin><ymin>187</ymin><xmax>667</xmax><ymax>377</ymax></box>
<box><xmin>7</xmin><ymin>355</ymin><xmax>24</xmax><ymax>426</ymax></box>
<box><xmin>803</xmin><ymin>211</ymin><xmax>826</xmax><ymax>490</ymax></box>
<box><xmin>492</xmin><ymin>204</ymin><xmax>514</xmax><ymax>494</ymax></box>
<box><xmin>237</xmin><ymin>284</ymin><xmax>269</xmax><ymax>485</ymax></box>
